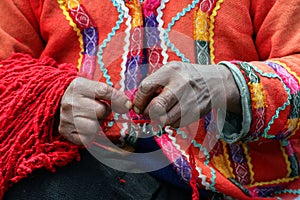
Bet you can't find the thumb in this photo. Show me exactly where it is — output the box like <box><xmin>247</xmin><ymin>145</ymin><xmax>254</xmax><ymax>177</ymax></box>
<box><xmin>94</xmin><ymin>82</ymin><xmax>132</xmax><ymax>114</ymax></box>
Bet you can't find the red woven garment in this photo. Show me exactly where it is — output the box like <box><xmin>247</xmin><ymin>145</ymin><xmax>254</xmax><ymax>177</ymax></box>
<box><xmin>0</xmin><ymin>53</ymin><xmax>80</xmax><ymax>198</ymax></box>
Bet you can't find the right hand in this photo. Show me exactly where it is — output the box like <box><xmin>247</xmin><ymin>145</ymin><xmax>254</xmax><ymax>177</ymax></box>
<box><xmin>59</xmin><ymin>77</ymin><xmax>132</xmax><ymax>145</ymax></box>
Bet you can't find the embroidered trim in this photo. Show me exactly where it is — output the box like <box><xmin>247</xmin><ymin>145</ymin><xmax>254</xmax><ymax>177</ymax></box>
<box><xmin>272</xmin><ymin>61</ymin><xmax>300</xmax><ymax>85</ymax></box>
<box><xmin>247</xmin><ymin>63</ymin><xmax>292</xmax><ymax>139</ymax></box>
<box><xmin>58</xmin><ymin>0</ymin><xmax>98</xmax><ymax>79</ymax></box>
<box><xmin>281</xmin><ymin>140</ymin><xmax>292</xmax><ymax>178</ymax></box>
<box><xmin>249</xmin><ymin>176</ymin><xmax>299</xmax><ymax>187</ymax></box>
<box><xmin>274</xmin><ymin>189</ymin><xmax>300</xmax><ymax>195</ymax></box>
<box><xmin>164</xmin><ymin>132</ymin><xmax>211</xmax><ymax>189</ymax></box>
<box><xmin>194</xmin><ymin>10</ymin><xmax>209</xmax><ymax>41</ymax></box>
<box><xmin>57</xmin><ymin>0</ymin><xmax>84</xmax><ymax>69</ymax></box>
<box><xmin>284</xmin><ymin>140</ymin><xmax>299</xmax><ymax>177</ymax></box>
<box><xmin>127</xmin><ymin>0</ymin><xmax>143</xmax><ymax>27</ymax></box>
<box><xmin>164</xmin><ymin>0</ymin><xmax>201</xmax><ymax>63</ymax></box>
<box><xmin>97</xmin><ymin>0</ymin><xmax>128</xmax><ymax>130</ymax></box>
<box><xmin>168</xmin><ymin>129</ymin><xmax>217</xmax><ymax>191</ymax></box>
<box><xmin>118</xmin><ymin>0</ymin><xmax>133</xmax><ymax>139</ymax></box>
<box><xmin>199</xmin><ymin>0</ymin><xmax>215</xmax><ymax>13</ymax></box>
<box><xmin>144</xmin><ymin>2</ymin><xmax>164</xmax><ymax>74</ymax></box>
<box><xmin>212</xmin><ymin>155</ymin><xmax>232</xmax><ymax>178</ymax></box>
<box><xmin>228</xmin><ymin>143</ymin><xmax>251</xmax><ymax>185</ymax></box>
<box><xmin>235</xmin><ymin>62</ymin><xmax>266</xmax><ymax>140</ymax></box>
<box><xmin>208</xmin><ymin>0</ymin><xmax>223</xmax><ymax>64</ymax></box>
<box><xmin>248</xmin><ymin>82</ymin><xmax>267</xmax><ymax>109</ymax></box>
<box><xmin>268</xmin><ymin>61</ymin><xmax>300</xmax><ymax>138</ymax></box>
<box><xmin>194</xmin><ymin>9</ymin><xmax>210</xmax><ymax>66</ymax></box>
<box><xmin>249</xmin><ymin>186</ymin><xmax>283</xmax><ymax>198</ymax></box>
<box><xmin>118</xmin><ymin>0</ymin><xmax>131</xmax><ymax>92</ymax></box>
<box><xmin>123</xmin><ymin>0</ymin><xmax>143</xmax><ymax>97</ymax></box>
<box><xmin>242</xmin><ymin>143</ymin><xmax>255</xmax><ymax>185</ymax></box>
<box><xmin>97</xmin><ymin>0</ymin><xmax>126</xmax><ymax>87</ymax></box>
<box><xmin>222</xmin><ymin>141</ymin><xmax>235</xmax><ymax>179</ymax></box>
<box><xmin>157</xmin><ymin>0</ymin><xmax>170</xmax><ymax>64</ymax></box>
<box><xmin>267</xmin><ymin>62</ymin><xmax>300</xmax><ymax>94</ymax></box>
<box><xmin>236</xmin><ymin>62</ymin><xmax>292</xmax><ymax>140</ymax></box>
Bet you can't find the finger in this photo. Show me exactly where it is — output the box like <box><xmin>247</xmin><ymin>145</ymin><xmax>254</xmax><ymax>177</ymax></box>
<box><xmin>160</xmin><ymin>109</ymin><xmax>197</xmax><ymax>128</ymax></box>
<box><xmin>74</xmin><ymin>117</ymin><xmax>100</xmax><ymax>135</ymax></box>
<box><xmin>96</xmin><ymin>101</ymin><xmax>112</xmax><ymax>120</ymax></box>
<box><xmin>81</xmin><ymin>98</ymin><xmax>112</xmax><ymax>120</ymax></box>
<box><xmin>133</xmin><ymin>73</ymin><xmax>169</xmax><ymax>114</ymax></box>
<box><xmin>95</xmin><ymin>83</ymin><xmax>132</xmax><ymax>113</ymax></box>
<box><xmin>154</xmin><ymin>103</ymin><xmax>181</xmax><ymax>127</ymax></box>
<box><xmin>172</xmin><ymin>104</ymin><xmax>202</xmax><ymax>128</ymax></box>
<box><xmin>59</xmin><ymin>123</ymin><xmax>83</xmax><ymax>145</ymax></box>
<box><xmin>143</xmin><ymin>86</ymin><xmax>179</xmax><ymax>117</ymax></box>
<box><xmin>73</xmin><ymin>78</ymin><xmax>132</xmax><ymax>113</ymax></box>
<box><xmin>73</xmin><ymin>117</ymin><xmax>100</xmax><ymax>145</ymax></box>
<box><xmin>70</xmin><ymin>97</ymin><xmax>111</xmax><ymax>120</ymax></box>
<box><xmin>170</xmin><ymin>119</ymin><xmax>181</xmax><ymax>128</ymax></box>
<box><xmin>133</xmin><ymin>80</ymin><xmax>162</xmax><ymax>114</ymax></box>
<box><xmin>153</xmin><ymin>98</ymin><xmax>201</xmax><ymax>128</ymax></box>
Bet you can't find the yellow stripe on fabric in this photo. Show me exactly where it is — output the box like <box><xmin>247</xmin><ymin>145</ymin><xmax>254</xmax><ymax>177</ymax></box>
<box><xmin>249</xmin><ymin>176</ymin><xmax>299</xmax><ymax>187</ymax></box>
<box><xmin>242</xmin><ymin>143</ymin><xmax>255</xmax><ymax>185</ymax></box>
<box><xmin>57</xmin><ymin>0</ymin><xmax>83</xmax><ymax>70</ymax></box>
<box><xmin>248</xmin><ymin>82</ymin><xmax>267</xmax><ymax>109</ymax></box>
<box><xmin>288</xmin><ymin>119</ymin><xmax>300</xmax><ymax>139</ymax></box>
<box><xmin>287</xmin><ymin>118</ymin><xmax>300</xmax><ymax>133</ymax></box>
<box><xmin>280</xmin><ymin>141</ymin><xmax>292</xmax><ymax>178</ymax></box>
<box><xmin>212</xmin><ymin>155</ymin><xmax>234</xmax><ymax>179</ymax></box>
<box><xmin>208</xmin><ymin>0</ymin><xmax>224</xmax><ymax>64</ymax></box>
<box><xmin>272</xmin><ymin>60</ymin><xmax>300</xmax><ymax>138</ymax></box>
<box><xmin>194</xmin><ymin>10</ymin><xmax>209</xmax><ymax>41</ymax></box>
<box><xmin>126</xmin><ymin>0</ymin><xmax>143</xmax><ymax>28</ymax></box>
<box><xmin>222</xmin><ymin>141</ymin><xmax>235</xmax><ymax>179</ymax></box>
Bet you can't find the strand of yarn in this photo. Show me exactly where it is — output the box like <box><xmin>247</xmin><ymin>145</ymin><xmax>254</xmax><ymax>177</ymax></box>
<box><xmin>0</xmin><ymin>53</ymin><xmax>80</xmax><ymax>198</ymax></box>
<box><xmin>188</xmin><ymin>145</ymin><xmax>200</xmax><ymax>200</ymax></box>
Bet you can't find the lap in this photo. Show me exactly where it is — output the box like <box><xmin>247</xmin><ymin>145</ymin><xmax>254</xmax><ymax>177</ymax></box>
<box><xmin>3</xmin><ymin>150</ymin><xmax>192</xmax><ymax>200</ymax></box>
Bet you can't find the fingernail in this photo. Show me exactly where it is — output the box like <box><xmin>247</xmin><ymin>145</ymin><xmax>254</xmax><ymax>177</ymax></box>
<box><xmin>133</xmin><ymin>106</ymin><xmax>140</xmax><ymax>114</ymax></box>
<box><xmin>125</xmin><ymin>100</ymin><xmax>133</xmax><ymax>110</ymax></box>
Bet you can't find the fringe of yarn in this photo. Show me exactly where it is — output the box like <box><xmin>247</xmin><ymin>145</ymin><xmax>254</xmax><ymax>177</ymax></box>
<box><xmin>0</xmin><ymin>53</ymin><xmax>80</xmax><ymax>198</ymax></box>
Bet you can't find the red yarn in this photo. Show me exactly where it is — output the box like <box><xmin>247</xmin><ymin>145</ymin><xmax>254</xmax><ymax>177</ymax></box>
<box><xmin>117</xmin><ymin>177</ymin><xmax>126</xmax><ymax>185</ymax></box>
<box><xmin>0</xmin><ymin>53</ymin><xmax>80</xmax><ymax>198</ymax></box>
<box><xmin>188</xmin><ymin>145</ymin><xmax>200</xmax><ymax>200</ymax></box>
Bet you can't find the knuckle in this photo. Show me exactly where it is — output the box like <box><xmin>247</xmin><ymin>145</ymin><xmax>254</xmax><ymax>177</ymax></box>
<box><xmin>61</xmin><ymin>99</ymin><xmax>74</xmax><ymax>112</ymax></box>
<box><xmin>71</xmin><ymin>77</ymin><xmax>85</xmax><ymax>89</ymax></box>
<box><xmin>139</xmin><ymin>80</ymin><xmax>153</xmax><ymax>94</ymax></box>
<box><xmin>155</xmin><ymin>96</ymin><xmax>168</xmax><ymax>109</ymax></box>
<box><xmin>134</xmin><ymin>92</ymin><xmax>145</xmax><ymax>105</ymax></box>
<box><xmin>95</xmin><ymin>82</ymin><xmax>110</xmax><ymax>98</ymax></box>
<box><xmin>165</xmin><ymin>61</ymin><xmax>181</xmax><ymax>70</ymax></box>
<box><xmin>58</xmin><ymin>123</ymin><xmax>69</xmax><ymax>137</ymax></box>
<box><xmin>165</xmin><ymin>89</ymin><xmax>178</xmax><ymax>102</ymax></box>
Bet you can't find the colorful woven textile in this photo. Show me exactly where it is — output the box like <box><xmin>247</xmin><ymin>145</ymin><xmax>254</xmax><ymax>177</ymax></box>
<box><xmin>0</xmin><ymin>0</ymin><xmax>300</xmax><ymax>199</ymax></box>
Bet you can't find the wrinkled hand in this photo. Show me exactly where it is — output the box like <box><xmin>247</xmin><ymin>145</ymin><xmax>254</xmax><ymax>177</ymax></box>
<box><xmin>59</xmin><ymin>77</ymin><xmax>132</xmax><ymax>145</ymax></box>
<box><xmin>133</xmin><ymin>61</ymin><xmax>241</xmax><ymax>128</ymax></box>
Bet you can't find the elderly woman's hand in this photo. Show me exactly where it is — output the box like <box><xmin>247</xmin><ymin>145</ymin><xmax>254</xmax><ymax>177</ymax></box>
<box><xmin>133</xmin><ymin>61</ymin><xmax>241</xmax><ymax>128</ymax></box>
<box><xmin>59</xmin><ymin>77</ymin><xmax>132</xmax><ymax>145</ymax></box>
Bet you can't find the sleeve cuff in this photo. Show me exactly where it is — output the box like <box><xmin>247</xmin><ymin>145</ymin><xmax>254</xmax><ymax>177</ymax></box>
<box><xmin>218</xmin><ymin>61</ymin><xmax>252</xmax><ymax>143</ymax></box>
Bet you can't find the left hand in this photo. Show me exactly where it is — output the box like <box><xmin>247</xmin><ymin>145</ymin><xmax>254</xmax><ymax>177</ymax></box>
<box><xmin>133</xmin><ymin>61</ymin><xmax>241</xmax><ymax>128</ymax></box>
